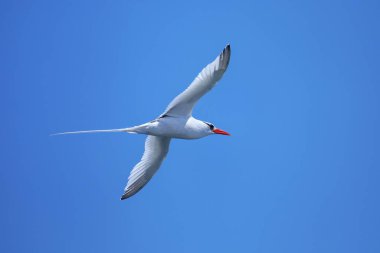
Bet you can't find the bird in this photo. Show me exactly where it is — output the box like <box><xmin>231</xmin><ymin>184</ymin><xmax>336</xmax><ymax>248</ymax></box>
<box><xmin>54</xmin><ymin>44</ymin><xmax>231</xmax><ymax>200</ymax></box>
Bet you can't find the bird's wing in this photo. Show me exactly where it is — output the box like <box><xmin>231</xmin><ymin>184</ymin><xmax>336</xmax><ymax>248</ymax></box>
<box><xmin>121</xmin><ymin>135</ymin><xmax>171</xmax><ymax>200</ymax></box>
<box><xmin>162</xmin><ymin>44</ymin><xmax>231</xmax><ymax>117</ymax></box>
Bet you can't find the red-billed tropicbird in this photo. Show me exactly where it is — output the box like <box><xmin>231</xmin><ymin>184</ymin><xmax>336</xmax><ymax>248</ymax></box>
<box><xmin>54</xmin><ymin>44</ymin><xmax>231</xmax><ymax>200</ymax></box>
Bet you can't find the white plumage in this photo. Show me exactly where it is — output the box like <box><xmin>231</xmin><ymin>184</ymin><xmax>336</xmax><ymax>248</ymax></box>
<box><xmin>123</xmin><ymin>136</ymin><xmax>171</xmax><ymax>199</ymax></box>
<box><xmin>164</xmin><ymin>44</ymin><xmax>230</xmax><ymax>117</ymax></box>
<box><xmin>54</xmin><ymin>44</ymin><xmax>231</xmax><ymax>200</ymax></box>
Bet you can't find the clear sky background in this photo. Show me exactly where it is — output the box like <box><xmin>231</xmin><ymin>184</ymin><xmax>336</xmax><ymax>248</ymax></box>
<box><xmin>1</xmin><ymin>1</ymin><xmax>379</xmax><ymax>252</ymax></box>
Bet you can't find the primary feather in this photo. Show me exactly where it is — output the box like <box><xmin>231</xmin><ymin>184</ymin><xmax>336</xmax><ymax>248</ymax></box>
<box><xmin>163</xmin><ymin>44</ymin><xmax>230</xmax><ymax>117</ymax></box>
<box><xmin>121</xmin><ymin>136</ymin><xmax>171</xmax><ymax>200</ymax></box>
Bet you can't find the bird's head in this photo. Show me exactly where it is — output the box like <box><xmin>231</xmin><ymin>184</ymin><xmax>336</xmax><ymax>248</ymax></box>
<box><xmin>203</xmin><ymin>121</ymin><xmax>230</xmax><ymax>136</ymax></box>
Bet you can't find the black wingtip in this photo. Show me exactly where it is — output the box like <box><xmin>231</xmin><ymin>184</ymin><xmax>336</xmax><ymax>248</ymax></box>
<box><xmin>120</xmin><ymin>194</ymin><xmax>128</xmax><ymax>200</ymax></box>
<box><xmin>219</xmin><ymin>44</ymin><xmax>231</xmax><ymax>69</ymax></box>
<box><xmin>223</xmin><ymin>44</ymin><xmax>231</xmax><ymax>56</ymax></box>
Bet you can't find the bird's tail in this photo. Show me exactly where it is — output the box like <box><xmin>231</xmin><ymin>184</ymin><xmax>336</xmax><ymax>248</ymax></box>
<box><xmin>50</xmin><ymin>126</ymin><xmax>141</xmax><ymax>136</ymax></box>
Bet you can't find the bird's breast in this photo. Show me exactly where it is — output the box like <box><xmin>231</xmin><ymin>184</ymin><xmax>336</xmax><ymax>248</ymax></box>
<box><xmin>148</xmin><ymin>117</ymin><xmax>208</xmax><ymax>139</ymax></box>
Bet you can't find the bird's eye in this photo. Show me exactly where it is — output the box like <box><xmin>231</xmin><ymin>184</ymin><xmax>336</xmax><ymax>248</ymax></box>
<box><xmin>204</xmin><ymin>122</ymin><xmax>214</xmax><ymax>130</ymax></box>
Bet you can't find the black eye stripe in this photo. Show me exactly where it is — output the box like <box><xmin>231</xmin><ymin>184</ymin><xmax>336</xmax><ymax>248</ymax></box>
<box><xmin>204</xmin><ymin>122</ymin><xmax>214</xmax><ymax>130</ymax></box>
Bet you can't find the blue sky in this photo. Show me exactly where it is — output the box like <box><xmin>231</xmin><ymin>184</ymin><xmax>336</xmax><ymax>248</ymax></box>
<box><xmin>1</xmin><ymin>0</ymin><xmax>380</xmax><ymax>252</ymax></box>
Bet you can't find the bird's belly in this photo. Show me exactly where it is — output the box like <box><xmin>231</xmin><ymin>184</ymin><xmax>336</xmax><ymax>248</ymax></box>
<box><xmin>150</xmin><ymin>128</ymin><xmax>202</xmax><ymax>139</ymax></box>
<box><xmin>148</xmin><ymin>120</ymin><xmax>205</xmax><ymax>139</ymax></box>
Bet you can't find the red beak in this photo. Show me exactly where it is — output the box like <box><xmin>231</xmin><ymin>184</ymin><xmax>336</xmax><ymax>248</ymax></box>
<box><xmin>213</xmin><ymin>128</ymin><xmax>230</xmax><ymax>136</ymax></box>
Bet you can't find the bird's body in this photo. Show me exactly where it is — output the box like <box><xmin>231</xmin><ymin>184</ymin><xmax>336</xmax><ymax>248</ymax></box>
<box><xmin>125</xmin><ymin>116</ymin><xmax>214</xmax><ymax>139</ymax></box>
<box><xmin>54</xmin><ymin>44</ymin><xmax>231</xmax><ymax>200</ymax></box>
